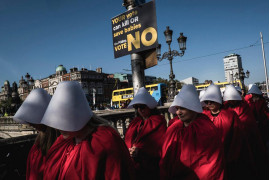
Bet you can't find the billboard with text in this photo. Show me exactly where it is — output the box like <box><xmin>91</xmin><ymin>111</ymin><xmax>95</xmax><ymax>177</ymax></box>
<box><xmin>111</xmin><ymin>1</ymin><xmax>158</xmax><ymax>58</ymax></box>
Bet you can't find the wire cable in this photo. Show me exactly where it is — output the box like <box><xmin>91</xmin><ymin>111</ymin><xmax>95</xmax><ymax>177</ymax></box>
<box><xmin>157</xmin><ymin>41</ymin><xmax>269</xmax><ymax>67</ymax></box>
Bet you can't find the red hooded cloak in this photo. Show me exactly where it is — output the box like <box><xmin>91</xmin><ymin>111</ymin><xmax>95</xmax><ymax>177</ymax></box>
<box><xmin>124</xmin><ymin>115</ymin><xmax>167</xmax><ymax>180</ymax></box>
<box><xmin>57</xmin><ymin>126</ymin><xmax>135</xmax><ymax>180</ymax></box>
<box><xmin>160</xmin><ymin>114</ymin><xmax>224</xmax><ymax>180</ymax></box>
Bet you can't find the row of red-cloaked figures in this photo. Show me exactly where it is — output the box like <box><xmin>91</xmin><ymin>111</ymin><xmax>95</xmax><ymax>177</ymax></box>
<box><xmin>13</xmin><ymin>81</ymin><xmax>268</xmax><ymax>180</ymax></box>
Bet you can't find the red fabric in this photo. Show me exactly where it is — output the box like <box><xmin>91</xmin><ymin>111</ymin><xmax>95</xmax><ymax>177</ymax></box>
<box><xmin>244</xmin><ymin>94</ymin><xmax>252</xmax><ymax>102</ymax></box>
<box><xmin>202</xmin><ymin>109</ymin><xmax>248</xmax><ymax>179</ymax></box>
<box><xmin>168</xmin><ymin>116</ymin><xmax>179</xmax><ymax>127</ymax></box>
<box><xmin>245</xmin><ymin>95</ymin><xmax>269</xmax><ymax>144</ymax></box>
<box><xmin>224</xmin><ymin>100</ymin><xmax>268</xmax><ymax>179</ymax></box>
<box><xmin>26</xmin><ymin>144</ymin><xmax>45</xmax><ymax>180</ymax></box>
<box><xmin>203</xmin><ymin>109</ymin><xmax>242</xmax><ymax>160</ymax></box>
<box><xmin>58</xmin><ymin>126</ymin><xmax>135</xmax><ymax>180</ymax></box>
<box><xmin>226</xmin><ymin>101</ymin><xmax>259</xmax><ymax>136</ymax></box>
<box><xmin>160</xmin><ymin>114</ymin><xmax>224</xmax><ymax>180</ymax></box>
<box><xmin>124</xmin><ymin>115</ymin><xmax>167</xmax><ymax>180</ymax></box>
<box><xmin>43</xmin><ymin>135</ymin><xmax>74</xmax><ymax>180</ymax></box>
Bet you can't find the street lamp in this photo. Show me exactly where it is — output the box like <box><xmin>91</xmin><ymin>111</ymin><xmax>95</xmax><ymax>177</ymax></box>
<box><xmin>156</xmin><ymin>26</ymin><xmax>187</xmax><ymax>102</ymax></box>
<box><xmin>234</xmin><ymin>68</ymin><xmax>250</xmax><ymax>93</ymax></box>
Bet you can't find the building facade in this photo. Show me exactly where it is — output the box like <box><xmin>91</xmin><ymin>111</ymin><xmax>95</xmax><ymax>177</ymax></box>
<box><xmin>33</xmin><ymin>65</ymin><xmax>118</xmax><ymax>107</ymax></box>
<box><xmin>180</xmin><ymin>77</ymin><xmax>199</xmax><ymax>85</ymax></box>
<box><xmin>0</xmin><ymin>80</ymin><xmax>21</xmax><ymax>114</ymax></box>
<box><xmin>0</xmin><ymin>65</ymin><xmax>158</xmax><ymax>111</ymax></box>
<box><xmin>223</xmin><ymin>53</ymin><xmax>243</xmax><ymax>83</ymax></box>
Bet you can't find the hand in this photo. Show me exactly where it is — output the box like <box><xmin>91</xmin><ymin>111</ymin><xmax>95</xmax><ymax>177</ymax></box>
<box><xmin>129</xmin><ymin>146</ymin><xmax>139</xmax><ymax>158</ymax></box>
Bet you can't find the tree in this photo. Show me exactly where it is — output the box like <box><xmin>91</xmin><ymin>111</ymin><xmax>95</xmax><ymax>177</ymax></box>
<box><xmin>153</xmin><ymin>77</ymin><xmax>183</xmax><ymax>90</ymax></box>
<box><xmin>0</xmin><ymin>97</ymin><xmax>12</xmax><ymax>115</ymax></box>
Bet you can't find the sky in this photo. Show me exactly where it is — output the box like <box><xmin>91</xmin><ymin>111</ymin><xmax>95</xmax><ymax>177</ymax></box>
<box><xmin>0</xmin><ymin>0</ymin><xmax>269</xmax><ymax>88</ymax></box>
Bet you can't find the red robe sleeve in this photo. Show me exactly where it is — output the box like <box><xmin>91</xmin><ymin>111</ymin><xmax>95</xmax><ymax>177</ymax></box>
<box><xmin>124</xmin><ymin>115</ymin><xmax>167</xmax><ymax>179</ymax></box>
<box><xmin>160</xmin><ymin>114</ymin><xmax>224</xmax><ymax>180</ymax></box>
<box><xmin>26</xmin><ymin>144</ymin><xmax>45</xmax><ymax>180</ymax></box>
<box><xmin>58</xmin><ymin>126</ymin><xmax>135</xmax><ymax>180</ymax></box>
<box><xmin>43</xmin><ymin>135</ymin><xmax>74</xmax><ymax>180</ymax></box>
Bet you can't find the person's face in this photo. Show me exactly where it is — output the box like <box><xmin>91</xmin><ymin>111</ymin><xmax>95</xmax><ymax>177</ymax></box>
<box><xmin>204</xmin><ymin>100</ymin><xmax>221</xmax><ymax>113</ymax></box>
<box><xmin>133</xmin><ymin>104</ymin><xmax>151</xmax><ymax>119</ymax></box>
<box><xmin>252</xmin><ymin>94</ymin><xmax>260</xmax><ymax>102</ymax></box>
<box><xmin>59</xmin><ymin>130</ymin><xmax>72</xmax><ymax>139</ymax></box>
<box><xmin>226</xmin><ymin>100</ymin><xmax>240</xmax><ymax>108</ymax></box>
<box><xmin>175</xmin><ymin>106</ymin><xmax>197</xmax><ymax>125</ymax></box>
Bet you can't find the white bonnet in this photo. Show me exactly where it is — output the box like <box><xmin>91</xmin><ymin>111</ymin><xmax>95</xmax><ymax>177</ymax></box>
<box><xmin>41</xmin><ymin>81</ymin><xmax>93</xmax><ymax>131</ymax></box>
<box><xmin>223</xmin><ymin>84</ymin><xmax>242</xmax><ymax>101</ymax></box>
<box><xmin>247</xmin><ymin>84</ymin><xmax>262</xmax><ymax>95</ymax></box>
<box><xmin>199</xmin><ymin>90</ymin><xmax>206</xmax><ymax>107</ymax></box>
<box><xmin>127</xmin><ymin>87</ymin><xmax>158</xmax><ymax>109</ymax></box>
<box><xmin>13</xmin><ymin>88</ymin><xmax>51</xmax><ymax>124</ymax></box>
<box><xmin>169</xmin><ymin>84</ymin><xmax>203</xmax><ymax>114</ymax></box>
<box><xmin>235</xmin><ymin>86</ymin><xmax>242</xmax><ymax>93</ymax></box>
<box><xmin>200</xmin><ymin>84</ymin><xmax>222</xmax><ymax>104</ymax></box>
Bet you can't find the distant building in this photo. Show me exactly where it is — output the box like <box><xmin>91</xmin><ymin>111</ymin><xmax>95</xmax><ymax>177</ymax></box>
<box><xmin>113</xmin><ymin>73</ymin><xmax>156</xmax><ymax>88</ymax></box>
<box><xmin>0</xmin><ymin>80</ymin><xmax>20</xmax><ymax>114</ymax></box>
<box><xmin>180</xmin><ymin>77</ymin><xmax>199</xmax><ymax>85</ymax></box>
<box><xmin>223</xmin><ymin>53</ymin><xmax>243</xmax><ymax>83</ymax></box>
<box><xmin>17</xmin><ymin>73</ymin><xmax>35</xmax><ymax>101</ymax></box>
<box><xmin>0</xmin><ymin>80</ymin><xmax>12</xmax><ymax>101</ymax></box>
<box><xmin>0</xmin><ymin>65</ymin><xmax>158</xmax><ymax>109</ymax></box>
<box><xmin>33</xmin><ymin>65</ymin><xmax>117</xmax><ymax>106</ymax></box>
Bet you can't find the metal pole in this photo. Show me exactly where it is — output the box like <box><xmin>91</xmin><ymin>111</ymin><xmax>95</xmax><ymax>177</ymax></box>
<box><xmin>167</xmin><ymin>43</ymin><xmax>176</xmax><ymax>102</ymax></box>
<box><xmin>125</xmin><ymin>1</ymin><xmax>145</xmax><ymax>96</ymax></box>
<box><xmin>260</xmin><ymin>32</ymin><xmax>269</xmax><ymax>96</ymax></box>
<box><xmin>131</xmin><ymin>53</ymin><xmax>145</xmax><ymax>95</ymax></box>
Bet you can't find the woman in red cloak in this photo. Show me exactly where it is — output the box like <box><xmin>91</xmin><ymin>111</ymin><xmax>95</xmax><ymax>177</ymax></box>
<box><xmin>124</xmin><ymin>87</ymin><xmax>167</xmax><ymax>180</ymax></box>
<box><xmin>200</xmin><ymin>84</ymin><xmax>247</xmax><ymax>179</ymax></box>
<box><xmin>160</xmin><ymin>85</ymin><xmax>224</xmax><ymax>180</ymax></box>
<box><xmin>41</xmin><ymin>81</ymin><xmax>135</xmax><ymax>180</ymax></box>
<box><xmin>223</xmin><ymin>85</ymin><xmax>268</xmax><ymax>180</ymax></box>
<box><xmin>13</xmin><ymin>88</ymin><xmax>59</xmax><ymax>180</ymax></box>
<box><xmin>245</xmin><ymin>84</ymin><xmax>269</xmax><ymax>147</ymax></box>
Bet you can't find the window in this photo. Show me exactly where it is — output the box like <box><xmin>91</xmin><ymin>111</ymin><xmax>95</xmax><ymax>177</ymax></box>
<box><xmin>151</xmin><ymin>86</ymin><xmax>158</xmax><ymax>91</ymax></box>
<box><xmin>120</xmin><ymin>91</ymin><xmax>125</xmax><ymax>95</ymax></box>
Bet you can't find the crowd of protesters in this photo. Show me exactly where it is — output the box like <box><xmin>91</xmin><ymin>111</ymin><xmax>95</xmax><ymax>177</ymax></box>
<box><xmin>13</xmin><ymin>81</ymin><xmax>268</xmax><ymax>180</ymax></box>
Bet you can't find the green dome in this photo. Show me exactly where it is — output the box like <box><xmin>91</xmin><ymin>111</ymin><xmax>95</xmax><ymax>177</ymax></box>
<box><xmin>56</xmin><ymin>65</ymin><xmax>66</xmax><ymax>72</ymax></box>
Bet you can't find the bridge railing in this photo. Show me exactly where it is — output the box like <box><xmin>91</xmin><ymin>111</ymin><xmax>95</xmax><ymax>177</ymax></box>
<box><xmin>0</xmin><ymin>106</ymin><xmax>171</xmax><ymax>138</ymax></box>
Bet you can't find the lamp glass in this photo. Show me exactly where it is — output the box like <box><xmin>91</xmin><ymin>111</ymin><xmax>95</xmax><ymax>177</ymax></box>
<box><xmin>164</xmin><ymin>26</ymin><xmax>173</xmax><ymax>44</ymax></box>
<box><xmin>177</xmin><ymin>33</ymin><xmax>187</xmax><ymax>51</ymax></box>
<box><xmin>246</xmin><ymin>70</ymin><xmax>250</xmax><ymax>78</ymax></box>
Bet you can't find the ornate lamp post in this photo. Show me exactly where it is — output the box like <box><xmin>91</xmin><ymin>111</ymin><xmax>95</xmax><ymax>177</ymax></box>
<box><xmin>234</xmin><ymin>68</ymin><xmax>250</xmax><ymax>93</ymax></box>
<box><xmin>156</xmin><ymin>26</ymin><xmax>187</xmax><ymax>102</ymax></box>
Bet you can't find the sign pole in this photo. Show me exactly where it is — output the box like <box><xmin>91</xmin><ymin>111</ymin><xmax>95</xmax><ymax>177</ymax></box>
<box><xmin>125</xmin><ymin>0</ymin><xmax>145</xmax><ymax>96</ymax></box>
<box><xmin>131</xmin><ymin>53</ymin><xmax>145</xmax><ymax>95</ymax></box>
